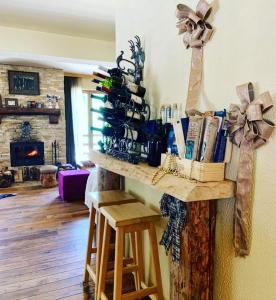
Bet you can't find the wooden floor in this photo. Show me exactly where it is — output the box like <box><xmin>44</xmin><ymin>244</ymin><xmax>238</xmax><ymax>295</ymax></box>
<box><xmin>0</xmin><ymin>187</ymin><xmax>92</xmax><ymax>300</ymax></box>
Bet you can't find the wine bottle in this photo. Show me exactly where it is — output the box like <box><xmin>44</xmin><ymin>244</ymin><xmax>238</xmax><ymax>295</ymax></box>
<box><xmin>91</xmin><ymin>126</ymin><xmax>125</xmax><ymax>137</ymax></box>
<box><xmin>108</xmin><ymin>68</ymin><xmax>123</xmax><ymax>78</ymax></box>
<box><xmin>131</xmin><ymin>95</ymin><xmax>143</xmax><ymax>105</ymax></box>
<box><xmin>94</xmin><ymin>77</ymin><xmax>124</xmax><ymax>90</ymax></box>
<box><xmin>93</xmin><ymin>72</ymin><xmax>109</xmax><ymax>79</ymax></box>
<box><xmin>123</xmin><ymin>74</ymin><xmax>135</xmax><ymax>84</ymax></box>
<box><xmin>92</xmin><ymin>78</ymin><xmax>102</xmax><ymax>84</ymax></box>
<box><xmin>126</xmin><ymin>110</ymin><xmax>143</xmax><ymax>121</ymax></box>
<box><xmin>96</xmin><ymin>86</ymin><xmax>111</xmax><ymax>94</ymax></box>
<box><xmin>96</xmin><ymin>107</ymin><xmax>145</xmax><ymax>129</ymax></box>
<box><xmin>126</xmin><ymin>82</ymin><xmax>146</xmax><ymax>98</ymax></box>
<box><xmin>123</xmin><ymin>127</ymin><xmax>139</xmax><ymax>141</ymax></box>
<box><xmin>99</xmin><ymin>125</ymin><xmax>139</xmax><ymax>142</ymax></box>
<box><xmin>107</xmin><ymin>87</ymin><xmax>145</xmax><ymax>108</ymax></box>
<box><xmin>108</xmin><ymin>88</ymin><xmax>131</xmax><ymax>105</ymax></box>
<box><xmin>99</xmin><ymin>107</ymin><xmax>144</xmax><ymax>122</ymax></box>
<box><xmin>130</xmin><ymin>95</ymin><xmax>146</xmax><ymax>111</ymax></box>
<box><xmin>100</xmin><ymin>67</ymin><xmax>135</xmax><ymax>84</ymax></box>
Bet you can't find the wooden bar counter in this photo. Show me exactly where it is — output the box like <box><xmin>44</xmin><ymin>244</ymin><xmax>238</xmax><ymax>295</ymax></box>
<box><xmin>90</xmin><ymin>150</ymin><xmax>235</xmax><ymax>202</ymax></box>
<box><xmin>90</xmin><ymin>150</ymin><xmax>235</xmax><ymax>300</ymax></box>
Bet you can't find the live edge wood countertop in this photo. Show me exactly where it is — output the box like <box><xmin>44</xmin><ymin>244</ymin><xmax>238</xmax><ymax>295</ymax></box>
<box><xmin>90</xmin><ymin>150</ymin><xmax>235</xmax><ymax>202</ymax></box>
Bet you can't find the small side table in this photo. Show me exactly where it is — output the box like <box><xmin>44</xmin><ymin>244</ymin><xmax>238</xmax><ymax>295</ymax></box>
<box><xmin>58</xmin><ymin>169</ymin><xmax>90</xmax><ymax>201</ymax></box>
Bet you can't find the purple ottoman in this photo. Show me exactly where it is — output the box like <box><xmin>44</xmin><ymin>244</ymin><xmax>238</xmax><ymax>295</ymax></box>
<box><xmin>58</xmin><ymin>169</ymin><xmax>90</xmax><ymax>201</ymax></box>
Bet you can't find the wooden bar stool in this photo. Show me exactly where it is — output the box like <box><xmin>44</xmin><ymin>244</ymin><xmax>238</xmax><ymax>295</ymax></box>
<box><xmin>97</xmin><ymin>202</ymin><xmax>163</xmax><ymax>300</ymax></box>
<box><xmin>83</xmin><ymin>190</ymin><xmax>137</xmax><ymax>294</ymax></box>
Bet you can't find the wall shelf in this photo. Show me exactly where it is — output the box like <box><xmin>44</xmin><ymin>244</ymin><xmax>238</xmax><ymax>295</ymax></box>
<box><xmin>90</xmin><ymin>150</ymin><xmax>235</xmax><ymax>202</ymax></box>
<box><xmin>0</xmin><ymin>107</ymin><xmax>61</xmax><ymax>124</ymax></box>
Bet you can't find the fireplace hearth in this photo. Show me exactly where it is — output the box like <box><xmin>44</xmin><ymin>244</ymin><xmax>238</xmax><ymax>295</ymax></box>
<box><xmin>10</xmin><ymin>141</ymin><xmax>44</xmax><ymax>167</ymax></box>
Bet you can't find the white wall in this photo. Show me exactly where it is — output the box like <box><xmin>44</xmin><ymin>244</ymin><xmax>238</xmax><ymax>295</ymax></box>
<box><xmin>0</xmin><ymin>25</ymin><xmax>115</xmax><ymax>62</ymax></box>
<box><xmin>116</xmin><ymin>0</ymin><xmax>276</xmax><ymax>299</ymax></box>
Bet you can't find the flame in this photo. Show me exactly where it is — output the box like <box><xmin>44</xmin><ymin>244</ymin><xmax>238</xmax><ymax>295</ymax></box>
<box><xmin>27</xmin><ymin>150</ymin><xmax>39</xmax><ymax>157</ymax></box>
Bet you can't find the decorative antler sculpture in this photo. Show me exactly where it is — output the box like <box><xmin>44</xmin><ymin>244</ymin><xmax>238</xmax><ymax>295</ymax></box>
<box><xmin>117</xmin><ymin>36</ymin><xmax>145</xmax><ymax>85</ymax></box>
<box><xmin>135</xmin><ymin>35</ymin><xmax>145</xmax><ymax>69</ymax></box>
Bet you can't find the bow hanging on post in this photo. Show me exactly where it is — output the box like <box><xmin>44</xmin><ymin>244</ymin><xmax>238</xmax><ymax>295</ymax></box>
<box><xmin>228</xmin><ymin>82</ymin><xmax>275</xmax><ymax>256</ymax></box>
<box><xmin>176</xmin><ymin>0</ymin><xmax>214</xmax><ymax>114</ymax></box>
<box><xmin>159</xmin><ymin>194</ymin><xmax>187</xmax><ymax>264</ymax></box>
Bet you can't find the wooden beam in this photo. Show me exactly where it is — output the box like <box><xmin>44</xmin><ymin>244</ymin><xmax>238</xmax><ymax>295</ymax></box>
<box><xmin>90</xmin><ymin>150</ymin><xmax>235</xmax><ymax>202</ymax></box>
<box><xmin>64</xmin><ymin>72</ymin><xmax>94</xmax><ymax>78</ymax></box>
<box><xmin>170</xmin><ymin>201</ymin><xmax>216</xmax><ymax>300</ymax></box>
<box><xmin>0</xmin><ymin>107</ymin><xmax>61</xmax><ymax>124</ymax></box>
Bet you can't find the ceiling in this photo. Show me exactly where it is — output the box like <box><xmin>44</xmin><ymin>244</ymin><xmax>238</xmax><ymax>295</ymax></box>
<box><xmin>0</xmin><ymin>52</ymin><xmax>116</xmax><ymax>75</ymax></box>
<box><xmin>0</xmin><ymin>0</ymin><xmax>116</xmax><ymax>74</ymax></box>
<box><xmin>0</xmin><ymin>0</ymin><xmax>115</xmax><ymax>41</ymax></box>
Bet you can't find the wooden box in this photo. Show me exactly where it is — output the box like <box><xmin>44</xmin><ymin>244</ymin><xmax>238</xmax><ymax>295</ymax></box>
<box><xmin>177</xmin><ymin>158</ymin><xmax>225</xmax><ymax>182</ymax></box>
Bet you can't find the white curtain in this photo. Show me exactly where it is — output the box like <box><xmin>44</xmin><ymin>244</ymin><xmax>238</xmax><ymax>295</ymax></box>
<box><xmin>71</xmin><ymin>78</ymin><xmax>89</xmax><ymax>163</ymax></box>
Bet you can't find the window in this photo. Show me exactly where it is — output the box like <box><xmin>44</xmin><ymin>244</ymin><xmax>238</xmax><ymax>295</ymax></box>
<box><xmin>89</xmin><ymin>94</ymin><xmax>104</xmax><ymax>150</ymax></box>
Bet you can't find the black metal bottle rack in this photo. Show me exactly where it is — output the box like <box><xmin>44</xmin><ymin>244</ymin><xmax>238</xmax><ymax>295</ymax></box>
<box><xmin>91</xmin><ymin>36</ymin><xmax>150</xmax><ymax>164</ymax></box>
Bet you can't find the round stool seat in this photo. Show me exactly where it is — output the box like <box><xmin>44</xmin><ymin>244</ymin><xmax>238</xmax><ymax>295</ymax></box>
<box><xmin>87</xmin><ymin>190</ymin><xmax>137</xmax><ymax>210</ymax></box>
<box><xmin>40</xmin><ymin>165</ymin><xmax>58</xmax><ymax>174</ymax></box>
<box><xmin>100</xmin><ymin>202</ymin><xmax>160</xmax><ymax>227</ymax></box>
<box><xmin>40</xmin><ymin>165</ymin><xmax>58</xmax><ymax>188</ymax></box>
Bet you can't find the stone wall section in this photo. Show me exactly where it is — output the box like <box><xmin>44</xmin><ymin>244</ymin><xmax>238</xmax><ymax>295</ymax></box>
<box><xmin>0</xmin><ymin>64</ymin><xmax>66</xmax><ymax>168</ymax></box>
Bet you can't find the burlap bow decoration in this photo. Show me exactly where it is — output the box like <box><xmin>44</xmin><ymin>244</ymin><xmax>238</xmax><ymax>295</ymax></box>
<box><xmin>228</xmin><ymin>82</ymin><xmax>275</xmax><ymax>257</ymax></box>
<box><xmin>176</xmin><ymin>0</ymin><xmax>213</xmax><ymax>114</ymax></box>
<box><xmin>176</xmin><ymin>0</ymin><xmax>213</xmax><ymax>48</ymax></box>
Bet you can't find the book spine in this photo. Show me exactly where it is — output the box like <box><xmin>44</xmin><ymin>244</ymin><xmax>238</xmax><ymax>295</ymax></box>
<box><xmin>181</xmin><ymin>117</ymin><xmax>189</xmax><ymax>143</ymax></box>
<box><xmin>173</xmin><ymin>119</ymin><xmax>186</xmax><ymax>158</ymax></box>
<box><xmin>213</xmin><ymin>130</ymin><xmax>228</xmax><ymax>162</ymax></box>
<box><xmin>199</xmin><ymin>116</ymin><xmax>219</xmax><ymax>162</ymax></box>
<box><xmin>185</xmin><ymin>116</ymin><xmax>204</xmax><ymax>160</ymax></box>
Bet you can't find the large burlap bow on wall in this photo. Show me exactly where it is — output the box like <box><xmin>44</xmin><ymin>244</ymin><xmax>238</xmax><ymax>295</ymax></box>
<box><xmin>228</xmin><ymin>82</ymin><xmax>275</xmax><ymax>256</ymax></box>
<box><xmin>176</xmin><ymin>0</ymin><xmax>213</xmax><ymax>114</ymax></box>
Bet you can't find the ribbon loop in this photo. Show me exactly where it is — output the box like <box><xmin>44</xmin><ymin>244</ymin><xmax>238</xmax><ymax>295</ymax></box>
<box><xmin>254</xmin><ymin>91</ymin><xmax>273</xmax><ymax>112</ymax></box>
<box><xmin>196</xmin><ymin>0</ymin><xmax>212</xmax><ymax>20</ymax></box>
<box><xmin>236</xmin><ymin>82</ymin><xmax>254</xmax><ymax>103</ymax></box>
<box><xmin>246</xmin><ymin>104</ymin><xmax>263</xmax><ymax>121</ymax></box>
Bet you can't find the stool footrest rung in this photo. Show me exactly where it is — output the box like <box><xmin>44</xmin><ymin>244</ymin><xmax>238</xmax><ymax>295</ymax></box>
<box><xmin>91</xmin><ymin>247</ymin><xmax>97</xmax><ymax>254</ymax></box>
<box><xmin>141</xmin><ymin>282</ymin><xmax>158</xmax><ymax>300</ymax></box>
<box><xmin>106</xmin><ymin>264</ymin><xmax>138</xmax><ymax>279</ymax></box>
<box><xmin>100</xmin><ymin>292</ymin><xmax>109</xmax><ymax>300</ymax></box>
<box><xmin>86</xmin><ymin>264</ymin><xmax>96</xmax><ymax>282</ymax></box>
<box><xmin>106</xmin><ymin>257</ymin><xmax>134</xmax><ymax>270</ymax></box>
<box><xmin>123</xmin><ymin>257</ymin><xmax>134</xmax><ymax>265</ymax></box>
<box><xmin>121</xmin><ymin>286</ymin><xmax>158</xmax><ymax>300</ymax></box>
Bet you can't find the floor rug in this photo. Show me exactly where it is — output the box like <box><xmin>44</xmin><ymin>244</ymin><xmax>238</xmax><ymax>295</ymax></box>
<box><xmin>0</xmin><ymin>193</ymin><xmax>16</xmax><ymax>200</ymax></box>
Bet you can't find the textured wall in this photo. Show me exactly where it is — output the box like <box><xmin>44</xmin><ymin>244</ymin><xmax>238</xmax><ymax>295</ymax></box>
<box><xmin>116</xmin><ymin>0</ymin><xmax>276</xmax><ymax>299</ymax></box>
<box><xmin>0</xmin><ymin>25</ymin><xmax>115</xmax><ymax>62</ymax></box>
<box><xmin>0</xmin><ymin>64</ymin><xmax>65</xmax><ymax>168</ymax></box>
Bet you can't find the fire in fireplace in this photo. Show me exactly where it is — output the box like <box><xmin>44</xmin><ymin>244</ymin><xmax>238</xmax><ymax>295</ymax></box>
<box><xmin>10</xmin><ymin>141</ymin><xmax>44</xmax><ymax>167</ymax></box>
<box><xmin>27</xmin><ymin>150</ymin><xmax>39</xmax><ymax>157</ymax></box>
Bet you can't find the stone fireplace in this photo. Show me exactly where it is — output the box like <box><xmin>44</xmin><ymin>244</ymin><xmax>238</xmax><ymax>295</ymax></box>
<box><xmin>0</xmin><ymin>64</ymin><xmax>66</xmax><ymax>169</ymax></box>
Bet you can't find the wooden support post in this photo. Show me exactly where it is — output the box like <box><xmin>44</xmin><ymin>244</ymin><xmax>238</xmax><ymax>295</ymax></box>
<box><xmin>170</xmin><ymin>201</ymin><xmax>216</xmax><ymax>300</ymax></box>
